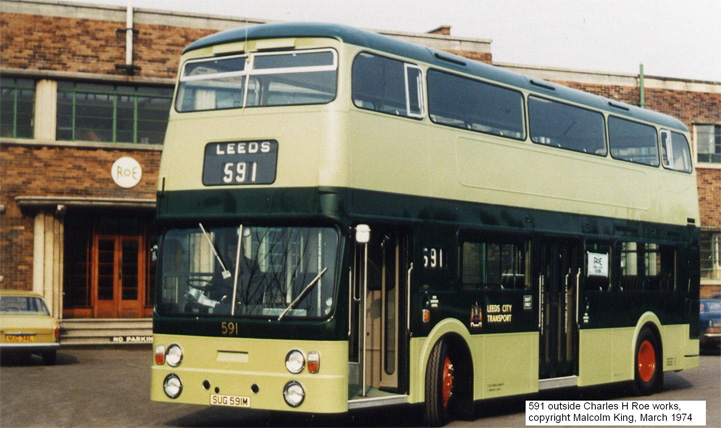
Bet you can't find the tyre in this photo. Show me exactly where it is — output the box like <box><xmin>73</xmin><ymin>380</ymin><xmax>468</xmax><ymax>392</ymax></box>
<box><xmin>424</xmin><ymin>340</ymin><xmax>455</xmax><ymax>426</ymax></box>
<box><xmin>632</xmin><ymin>328</ymin><xmax>663</xmax><ymax>395</ymax></box>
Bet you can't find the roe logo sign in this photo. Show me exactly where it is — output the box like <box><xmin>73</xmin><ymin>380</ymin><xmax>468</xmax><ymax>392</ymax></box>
<box><xmin>111</xmin><ymin>157</ymin><xmax>142</xmax><ymax>188</ymax></box>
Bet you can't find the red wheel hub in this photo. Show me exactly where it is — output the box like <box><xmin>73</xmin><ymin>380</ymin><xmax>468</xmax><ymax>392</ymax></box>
<box><xmin>637</xmin><ymin>339</ymin><xmax>656</xmax><ymax>383</ymax></box>
<box><xmin>442</xmin><ymin>355</ymin><xmax>454</xmax><ymax>408</ymax></box>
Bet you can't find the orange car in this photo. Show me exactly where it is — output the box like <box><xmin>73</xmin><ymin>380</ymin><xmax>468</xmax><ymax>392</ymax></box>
<box><xmin>0</xmin><ymin>290</ymin><xmax>60</xmax><ymax>364</ymax></box>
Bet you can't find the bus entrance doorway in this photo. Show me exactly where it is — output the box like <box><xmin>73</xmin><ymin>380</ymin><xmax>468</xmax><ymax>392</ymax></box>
<box><xmin>349</xmin><ymin>225</ymin><xmax>408</xmax><ymax>399</ymax></box>
<box><xmin>539</xmin><ymin>240</ymin><xmax>581</xmax><ymax>380</ymax></box>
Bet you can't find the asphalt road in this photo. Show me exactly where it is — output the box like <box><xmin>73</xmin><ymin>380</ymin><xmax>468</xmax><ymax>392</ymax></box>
<box><xmin>0</xmin><ymin>347</ymin><xmax>719</xmax><ymax>427</ymax></box>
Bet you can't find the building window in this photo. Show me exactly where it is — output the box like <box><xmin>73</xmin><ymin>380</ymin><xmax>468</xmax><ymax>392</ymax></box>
<box><xmin>0</xmin><ymin>77</ymin><xmax>35</xmax><ymax>139</ymax></box>
<box><xmin>695</xmin><ymin>124</ymin><xmax>721</xmax><ymax>164</ymax></box>
<box><xmin>57</xmin><ymin>82</ymin><xmax>172</xmax><ymax>144</ymax></box>
<box><xmin>701</xmin><ymin>233</ymin><xmax>721</xmax><ymax>280</ymax></box>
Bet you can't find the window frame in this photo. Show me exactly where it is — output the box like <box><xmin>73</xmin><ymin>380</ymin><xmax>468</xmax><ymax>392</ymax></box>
<box><xmin>700</xmin><ymin>232</ymin><xmax>721</xmax><ymax>280</ymax></box>
<box><xmin>693</xmin><ymin>124</ymin><xmax>721</xmax><ymax>167</ymax></box>
<box><xmin>0</xmin><ymin>77</ymin><xmax>35</xmax><ymax>139</ymax></box>
<box><xmin>528</xmin><ymin>94</ymin><xmax>608</xmax><ymax>157</ymax></box>
<box><xmin>660</xmin><ymin>129</ymin><xmax>693</xmax><ymax>173</ymax></box>
<box><xmin>56</xmin><ymin>81</ymin><xmax>173</xmax><ymax>144</ymax></box>
<box><xmin>459</xmin><ymin>232</ymin><xmax>530</xmax><ymax>291</ymax></box>
<box><xmin>351</xmin><ymin>51</ymin><xmax>426</xmax><ymax>120</ymax></box>
<box><xmin>177</xmin><ymin>48</ymin><xmax>338</xmax><ymax>113</ymax></box>
<box><xmin>427</xmin><ymin>68</ymin><xmax>526</xmax><ymax>141</ymax></box>
<box><xmin>608</xmin><ymin>115</ymin><xmax>661</xmax><ymax>168</ymax></box>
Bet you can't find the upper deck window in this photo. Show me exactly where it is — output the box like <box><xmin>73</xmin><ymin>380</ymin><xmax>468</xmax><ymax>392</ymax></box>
<box><xmin>352</xmin><ymin>53</ymin><xmax>424</xmax><ymax>118</ymax></box>
<box><xmin>176</xmin><ymin>49</ymin><xmax>337</xmax><ymax>112</ymax></box>
<box><xmin>660</xmin><ymin>130</ymin><xmax>693</xmax><ymax>173</ymax></box>
<box><xmin>608</xmin><ymin>116</ymin><xmax>659</xmax><ymax>167</ymax></box>
<box><xmin>427</xmin><ymin>69</ymin><xmax>525</xmax><ymax>140</ymax></box>
<box><xmin>529</xmin><ymin>96</ymin><xmax>607</xmax><ymax>156</ymax></box>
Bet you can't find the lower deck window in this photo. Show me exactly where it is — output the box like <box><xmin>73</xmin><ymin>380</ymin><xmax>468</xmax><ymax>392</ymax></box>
<box><xmin>618</xmin><ymin>242</ymin><xmax>675</xmax><ymax>291</ymax></box>
<box><xmin>461</xmin><ymin>239</ymin><xmax>529</xmax><ymax>289</ymax></box>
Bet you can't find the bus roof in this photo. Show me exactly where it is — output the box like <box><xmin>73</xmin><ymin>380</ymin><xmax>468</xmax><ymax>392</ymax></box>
<box><xmin>183</xmin><ymin>22</ymin><xmax>687</xmax><ymax>132</ymax></box>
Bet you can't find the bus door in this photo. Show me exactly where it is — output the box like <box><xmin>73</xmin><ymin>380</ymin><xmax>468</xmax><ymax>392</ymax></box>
<box><xmin>538</xmin><ymin>239</ymin><xmax>581</xmax><ymax>380</ymax></box>
<box><xmin>349</xmin><ymin>225</ymin><xmax>408</xmax><ymax>397</ymax></box>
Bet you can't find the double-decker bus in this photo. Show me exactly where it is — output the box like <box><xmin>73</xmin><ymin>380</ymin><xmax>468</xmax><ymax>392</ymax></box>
<box><xmin>150</xmin><ymin>22</ymin><xmax>700</xmax><ymax>425</ymax></box>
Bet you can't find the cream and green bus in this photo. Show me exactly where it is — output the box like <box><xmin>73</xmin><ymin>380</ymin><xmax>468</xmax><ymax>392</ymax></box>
<box><xmin>150</xmin><ymin>22</ymin><xmax>700</xmax><ymax>425</ymax></box>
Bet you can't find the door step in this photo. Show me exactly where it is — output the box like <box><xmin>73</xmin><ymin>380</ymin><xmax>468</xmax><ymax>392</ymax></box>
<box><xmin>538</xmin><ymin>375</ymin><xmax>578</xmax><ymax>391</ymax></box>
<box><xmin>60</xmin><ymin>318</ymin><xmax>152</xmax><ymax>346</ymax></box>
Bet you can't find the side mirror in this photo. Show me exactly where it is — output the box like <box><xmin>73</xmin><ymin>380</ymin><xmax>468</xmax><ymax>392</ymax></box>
<box><xmin>355</xmin><ymin>224</ymin><xmax>371</xmax><ymax>244</ymax></box>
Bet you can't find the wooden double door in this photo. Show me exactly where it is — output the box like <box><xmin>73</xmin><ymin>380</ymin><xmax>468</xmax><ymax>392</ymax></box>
<box><xmin>93</xmin><ymin>235</ymin><xmax>146</xmax><ymax>318</ymax></box>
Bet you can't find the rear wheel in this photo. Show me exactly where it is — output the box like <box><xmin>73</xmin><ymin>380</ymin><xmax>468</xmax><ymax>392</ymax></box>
<box><xmin>632</xmin><ymin>328</ymin><xmax>662</xmax><ymax>395</ymax></box>
<box><xmin>425</xmin><ymin>340</ymin><xmax>455</xmax><ymax>426</ymax></box>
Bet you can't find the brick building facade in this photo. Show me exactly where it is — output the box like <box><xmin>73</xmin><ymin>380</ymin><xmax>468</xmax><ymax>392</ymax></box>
<box><xmin>1</xmin><ymin>0</ymin><xmax>719</xmax><ymax>325</ymax></box>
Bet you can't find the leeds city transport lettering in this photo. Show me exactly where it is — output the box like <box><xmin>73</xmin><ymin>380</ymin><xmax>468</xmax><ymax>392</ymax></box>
<box><xmin>203</xmin><ymin>140</ymin><xmax>278</xmax><ymax>186</ymax></box>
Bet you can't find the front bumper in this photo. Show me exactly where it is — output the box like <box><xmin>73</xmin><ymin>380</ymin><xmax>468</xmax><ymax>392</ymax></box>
<box><xmin>151</xmin><ymin>334</ymin><xmax>348</xmax><ymax>413</ymax></box>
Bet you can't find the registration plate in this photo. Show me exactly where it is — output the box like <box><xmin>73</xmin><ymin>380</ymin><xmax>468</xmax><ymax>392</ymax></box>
<box><xmin>210</xmin><ymin>394</ymin><xmax>251</xmax><ymax>408</ymax></box>
<box><xmin>6</xmin><ymin>334</ymin><xmax>35</xmax><ymax>343</ymax></box>
<box><xmin>203</xmin><ymin>140</ymin><xmax>278</xmax><ymax>186</ymax></box>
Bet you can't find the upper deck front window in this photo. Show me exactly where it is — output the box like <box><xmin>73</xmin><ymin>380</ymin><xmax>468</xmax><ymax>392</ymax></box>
<box><xmin>176</xmin><ymin>49</ymin><xmax>337</xmax><ymax>112</ymax></box>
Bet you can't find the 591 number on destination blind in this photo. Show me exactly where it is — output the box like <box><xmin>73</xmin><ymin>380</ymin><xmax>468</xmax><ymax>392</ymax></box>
<box><xmin>203</xmin><ymin>140</ymin><xmax>278</xmax><ymax>186</ymax></box>
<box><xmin>223</xmin><ymin>162</ymin><xmax>258</xmax><ymax>183</ymax></box>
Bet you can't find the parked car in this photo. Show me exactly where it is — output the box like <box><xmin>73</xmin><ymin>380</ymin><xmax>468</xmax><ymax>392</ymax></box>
<box><xmin>700</xmin><ymin>299</ymin><xmax>721</xmax><ymax>352</ymax></box>
<box><xmin>711</xmin><ymin>293</ymin><xmax>721</xmax><ymax>300</ymax></box>
<box><xmin>0</xmin><ymin>290</ymin><xmax>59</xmax><ymax>364</ymax></box>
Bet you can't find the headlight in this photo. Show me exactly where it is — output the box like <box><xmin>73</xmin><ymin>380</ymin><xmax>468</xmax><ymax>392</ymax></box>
<box><xmin>285</xmin><ymin>349</ymin><xmax>305</xmax><ymax>374</ymax></box>
<box><xmin>283</xmin><ymin>381</ymin><xmax>305</xmax><ymax>407</ymax></box>
<box><xmin>166</xmin><ymin>344</ymin><xmax>183</xmax><ymax>367</ymax></box>
<box><xmin>163</xmin><ymin>374</ymin><xmax>183</xmax><ymax>399</ymax></box>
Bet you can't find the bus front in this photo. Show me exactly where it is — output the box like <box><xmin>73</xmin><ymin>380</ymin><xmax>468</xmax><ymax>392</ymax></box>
<box><xmin>150</xmin><ymin>26</ymin><xmax>351</xmax><ymax>414</ymax></box>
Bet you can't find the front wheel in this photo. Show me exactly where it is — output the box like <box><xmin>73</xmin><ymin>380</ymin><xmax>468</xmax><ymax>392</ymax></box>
<box><xmin>425</xmin><ymin>340</ymin><xmax>455</xmax><ymax>426</ymax></box>
<box><xmin>632</xmin><ymin>328</ymin><xmax>663</xmax><ymax>395</ymax></box>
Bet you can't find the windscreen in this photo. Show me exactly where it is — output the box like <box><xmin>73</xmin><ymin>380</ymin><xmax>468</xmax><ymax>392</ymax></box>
<box><xmin>156</xmin><ymin>225</ymin><xmax>339</xmax><ymax>320</ymax></box>
<box><xmin>176</xmin><ymin>49</ymin><xmax>337</xmax><ymax>112</ymax></box>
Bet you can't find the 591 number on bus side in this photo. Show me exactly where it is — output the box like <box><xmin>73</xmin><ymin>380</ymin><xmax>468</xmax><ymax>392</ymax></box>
<box><xmin>423</xmin><ymin>247</ymin><xmax>445</xmax><ymax>269</ymax></box>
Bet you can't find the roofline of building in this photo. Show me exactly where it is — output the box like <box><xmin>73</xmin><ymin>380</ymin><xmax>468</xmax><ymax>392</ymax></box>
<box><xmin>3</xmin><ymin>0</ymin><xmax>717</xmax><ymax>91</ymax></box>
<box><xmin>2</xmin><ymin>0</ymin><xmax>491</xmax><ymax>52</ymax></box>
<box><xmin>497</xmin><ymin>62</ymin><xmax>721</xmax><ymax>93</ymax></box>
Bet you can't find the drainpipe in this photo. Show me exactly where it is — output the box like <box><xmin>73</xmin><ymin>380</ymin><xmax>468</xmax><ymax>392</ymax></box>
<box><xmin>115</xmin><ymin>0</ymin><xmax>140</xmax><ymax>75</ymax></box>
<box><xmin>125</xmin><ymin>1</ymin><xmax>133</xmax><ymax>68</ymax></box>
<box><xmin>639</xmin><ymin>64</ymin><xmax>645</xmax><ymax>108</ymax></box>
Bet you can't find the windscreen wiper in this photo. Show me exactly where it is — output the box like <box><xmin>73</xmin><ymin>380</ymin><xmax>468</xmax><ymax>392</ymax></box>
<box><xmin>277</xmin><ymin>267</ymin><xmax>328</xmax><ymax>321</ymax></box>
<box><xmin>198</xmin><ymin>223</ymin><xmax>231</xmax><ymax>279</ymax></box>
